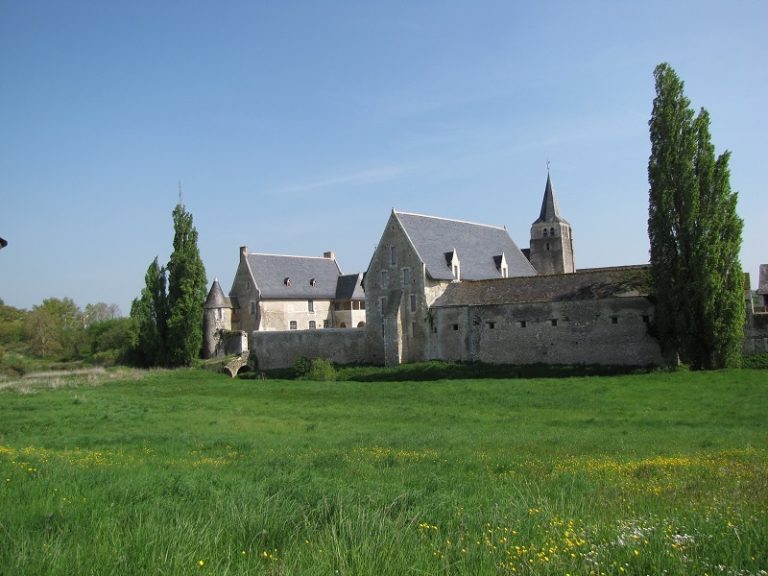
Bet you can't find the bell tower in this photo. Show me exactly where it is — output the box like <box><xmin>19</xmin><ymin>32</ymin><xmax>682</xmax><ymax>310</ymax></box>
<box><xmin>529</xmin><ymin>172</ymin><xmax>575</xmax><ymax>275</ymax></box>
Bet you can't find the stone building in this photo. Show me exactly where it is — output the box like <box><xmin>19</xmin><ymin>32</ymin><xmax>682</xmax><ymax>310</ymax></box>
<box><xmin>364</xmin><ymin>209</ymin><xmax>537</xmax><ymax>366</ymax></box>
<box><xmin>364</xmin><ymin>175</ymin><xmax>662</xmax><ymax>367</ymax></box>
<box><xmin>203</xmin><ymin>174</ymin><xmax>766</xmax><ymax>370</ymax></box>
<box><xmin>202</xmin><ymin>246</ymin><xmax>364</xmax><ymax>359</ymax></box>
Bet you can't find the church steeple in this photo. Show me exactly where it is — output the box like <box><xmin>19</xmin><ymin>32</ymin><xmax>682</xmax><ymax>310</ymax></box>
<box><xmin>535</xmin><ymin>173</ymin><xmax>564</xmax><ymax>224</ymax></box>
<box><xmin>528</xmin><ymin>172</ymin><xmax>575</xmax><ymax>275</ymax></box>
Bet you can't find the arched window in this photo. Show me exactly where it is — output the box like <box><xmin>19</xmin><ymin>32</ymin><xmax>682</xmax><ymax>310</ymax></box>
<box><xmin>550</xmin><ymin>227</ymin><xmax>555</xmax><ymax>236</ymax></box>
<box><xmin>546</xmin><ymin>243</ymin><xmax>550</xmax><ymax>251</ymax></box>
<box><xmin>543</xmin><ymin>228</ymin><xmax>548</xmax><ymax>237</ymax></box>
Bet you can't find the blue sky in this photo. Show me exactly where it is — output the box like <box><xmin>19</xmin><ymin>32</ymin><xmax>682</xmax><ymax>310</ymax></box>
<box><xmin>1</xmin><ymin>1</ymin><xmax>766</xmax><ymax>314</ymax></box>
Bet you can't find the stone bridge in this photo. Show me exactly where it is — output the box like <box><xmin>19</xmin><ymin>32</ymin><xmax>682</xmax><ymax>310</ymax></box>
<box><xmin>223</xmin><ymin>351</ymin><xmax>250</xmax><ymax>377</ymax></box>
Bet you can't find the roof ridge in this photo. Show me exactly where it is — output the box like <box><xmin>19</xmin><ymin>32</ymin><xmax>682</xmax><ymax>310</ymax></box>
<box><xmin>394</xmin><ymin>209</ymin><xmax>507</xmax><ymax>231</ymax></box>
<box><xmin>248</xmin><ymin>252</ymin><xmax>337</xmax><ymax>261</ymax></box>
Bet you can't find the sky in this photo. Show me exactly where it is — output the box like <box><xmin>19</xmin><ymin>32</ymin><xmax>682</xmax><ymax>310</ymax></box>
<box><xmin>1</xmin><ymin>1</ymin><xmax>766</xmax><ymax>315</ymax></box>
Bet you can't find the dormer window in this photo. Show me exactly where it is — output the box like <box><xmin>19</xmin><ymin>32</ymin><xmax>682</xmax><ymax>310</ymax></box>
<box><xmin>310</xmin><ymin>278</ymin><xmax>317</xmax><ymax>288</ymax></box>
<box><xmin>495</xmin><ymin>253</ymin><xmax>508</xmax><ymax>278</ymax></box>
<box><xmin>284</xmin><ymin>277</ymin><xmax>292</xmax><ymax>287</ymax></box>
<box><xmin>446</xmin><ymin>249</ymin><xmax>460</xmax><ymax>281</ymax></box>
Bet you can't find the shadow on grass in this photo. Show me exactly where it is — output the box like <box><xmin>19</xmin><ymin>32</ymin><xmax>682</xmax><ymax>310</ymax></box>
<box><xmin>241</xmin><ymin>360</ymin><xmax>655</xmax><ymax>382</ymax></box>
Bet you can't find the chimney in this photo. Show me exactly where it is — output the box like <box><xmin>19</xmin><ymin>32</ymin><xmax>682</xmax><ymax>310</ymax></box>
<box><xmin>240</xmin><ymin>246</ymin><xmax>248</xmax><ymax>261</ymax></box>
<box><xmin>323</xmin><ymin>251</ymin><xmax>335</xmax><ymax>260</ymax></box>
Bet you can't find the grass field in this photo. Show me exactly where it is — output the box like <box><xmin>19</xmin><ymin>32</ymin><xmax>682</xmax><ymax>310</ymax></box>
<box><xmin>1</xmin><ymin>368</ymin><xmax>766</xmax><ymax>575</ymax></box>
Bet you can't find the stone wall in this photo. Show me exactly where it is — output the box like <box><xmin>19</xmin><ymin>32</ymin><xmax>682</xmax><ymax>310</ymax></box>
<box><xmin>249</xmin><ymin>328</ymin><xmax>368</xmax><ymax>370</ymax></box>
<box><xmin>431</xmin><ymin>296</ymin><xmax>664</xmax><ymax>366</ymax></box>
<box><xmin>744</xmin><ymin>313</ymin><xmax>768</xmax><ymax>355</ymax></box>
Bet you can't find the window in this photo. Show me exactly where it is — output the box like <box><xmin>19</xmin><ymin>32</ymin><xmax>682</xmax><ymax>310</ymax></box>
<box><xmin>215</xmin><ymin>308</ymin><xmax>222</xmax><ymax>321</ymax></box>
<box><xmin>486</xmin><ymin>321</ymin><xmax>496</xmax><ymax>329</ymax></box>
<box><xmin>518</xmin><ymin>320</ymin><xmax>527</xmax><ymax>328</ymax></box>
<box><xmin>310</xmin><ymin>278</ymin><xmax>317</xmax><ymax>288</ymax></box>
<box><xmin>642</xmin><ymin>315</ymin><xmax>650</xmax><ymax>324</ymax></box>
<box><xmin>550</xmin><ymin>227</ymin><xmax>555</xmax><ymax>236</ymax></box>
<box><xmin>401</xmin><ymin>267</ymin><xmax>411</xmax><ymax>286</ymax></box>
<box><xmin>410</xmin><ymin>293</ymin><xmax>417</xmax><ymax>313</ymax></box>
<box><xmin>381</xmin><ymin>270</ymin><xmax>389</xmax><ymax>289</ymax></box>
<box><xmin>452</xmin><ymin>324</ymin><xmax>459</xmax><ymax>331</ymax></box>
<box><xmin>308</xmin><ymin>300</ymin><xmax>314</xmax><ymax>312</ymax></box>
<box><xmin>543</xmin><ymin>228</ymin><xmax>548</xmax><ymax>237</ymax></box>
<box><xmin>323</xmin><ymin>320</ymin><xmax>330</xmax><ymax>328</ymax></box>
<box><xmin>546</xmin><ymin>243</ymin><xmax>550</xmax><ymax>251</ymax></box>
<box><xmin>250</xmin><ymin>301</ymin><xmax>256</xmax><ymax>316</ymax></box>
<box><xmin>379</xmin><ymin>296</ymin><xmax>387</xmax><ymax>315</ymax></box>
<box><xmin>284</xmin><ymin>277</ymin><xmax>291</xmax><ymax>287</ymax></box>
<box><xmin>610</xmin><ymin>316</ymin><xmax>619</xmax><ymax>324</ymax></box>
<box><xmin>551</xmin><ymin>319</ymin><xmax>558</xmax><ymax>327</ymax></box>
<box><xmin>389</xmin><ymin>245</ymin><xmax>397</xmax><ymax>266</ymax></box>
<box><xmin>289</xmin><ymin>321</ymin><xmax>297</xmax><ymax>330</ymax></box>
<box><xmin>501</xmin><ymin>266</ymin><xmax>508</xmax><ymax>278</ymax></box>
<box><xmin>309</xmin><ymin>321</ymin><xmax>316</xmax><ymax>329</ymax></box>
<box><xmin>453</xmin><ymin>265</ymin><xmax>459</xmax><ymax>279</ymax></box>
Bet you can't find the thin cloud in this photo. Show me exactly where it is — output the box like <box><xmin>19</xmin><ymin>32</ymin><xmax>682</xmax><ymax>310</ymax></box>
<box><xmin>271</xmin><ymin>165</ymin><xmax>410</xmax><ymax>196</ymax></box>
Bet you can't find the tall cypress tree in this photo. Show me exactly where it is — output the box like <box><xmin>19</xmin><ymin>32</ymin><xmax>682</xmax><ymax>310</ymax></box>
<box><xmin>130</xmin><ymin>257</ymin><xmax>168</xmax><ymax>366</ymax></box>
<box><xmin>166</xmin><ymin>203</ymin><xmax>207</xmax><ymax>366</ymax></box>
<box><xmin>648</xmin><ymin>63</ymin><xmax>744</xmax><ymax>369</ymax></box>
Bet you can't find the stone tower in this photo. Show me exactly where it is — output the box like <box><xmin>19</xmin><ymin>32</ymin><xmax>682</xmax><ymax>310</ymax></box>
<box><xmin>202</xmin><ymin>278</ymin><xmax>233</xmax><ymax>359</ymax></box>
<box><xmin>529</xmin><ymin>173</ymin><xmax>575</xmax><ymax>275</ymax></box>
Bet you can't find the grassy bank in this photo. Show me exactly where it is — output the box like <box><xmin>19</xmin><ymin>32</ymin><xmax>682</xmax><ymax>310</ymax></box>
<box><xmin>1</xmin><ymin>369</ymin><xmax>766</xmax><ymax>574</ymax></box>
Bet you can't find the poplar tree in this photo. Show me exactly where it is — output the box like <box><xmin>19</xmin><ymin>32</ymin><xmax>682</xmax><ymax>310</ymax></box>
<box><xmin>166</xmin><ymin>203</ymin><xmax>207</xmax><ymax>366</ymax></box>
<box><xmin>130</xmin><ymin>257</ymin><xmax>168</xmax><ymax>366</ymax></box>
<box><xmin>648</xmin><ymin>63</ymin><xmax>744</xmax><ymax>369</ymax></box>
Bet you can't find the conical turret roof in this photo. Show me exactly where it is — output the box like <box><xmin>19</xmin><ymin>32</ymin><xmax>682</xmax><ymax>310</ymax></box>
<box><xmin>204</xmin><ymin>278</ymin><xmax>231</xmax><ymax>308</ymax></box>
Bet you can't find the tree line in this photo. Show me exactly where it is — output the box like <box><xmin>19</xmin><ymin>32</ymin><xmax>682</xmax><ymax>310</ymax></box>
<box><xmin>0</xmin><ymin>202</ymin><xmax>207</xmax><ymax>376</ymax></box>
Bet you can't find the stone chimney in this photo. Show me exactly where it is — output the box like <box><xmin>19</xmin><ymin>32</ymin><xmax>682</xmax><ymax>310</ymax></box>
<box><xmin>323</xmin><ymin>251</ymin><xmax>336</xmax><ymax>260</ymax></box>
<box><xmin>240</xmin><ymin>246</ymin><xmax>248</xmax><ymax>262</ymax></box>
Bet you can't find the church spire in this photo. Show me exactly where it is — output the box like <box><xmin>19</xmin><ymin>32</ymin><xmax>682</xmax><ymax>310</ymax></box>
<box><xmin>528</xmin><ymin>171</ymin><xmax>575</xmax><ymax>275</ymax></box>
<box><xmin>535</xmin><ymin>172</ymin><xmax>565</xmax><ymax>224</ymax></box>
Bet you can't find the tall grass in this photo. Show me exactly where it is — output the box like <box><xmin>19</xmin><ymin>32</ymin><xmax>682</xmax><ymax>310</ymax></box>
<box><xmin>1</xmin><ymin>369</ymin><xmax>766</xmax><ymax>575</ymax></box>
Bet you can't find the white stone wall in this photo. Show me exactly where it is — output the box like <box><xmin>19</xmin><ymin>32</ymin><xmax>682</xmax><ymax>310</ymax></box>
<box><xmin>259</xmin><ymin>299</ymin><xmax>333</xmax><ymax>331</ymax></box>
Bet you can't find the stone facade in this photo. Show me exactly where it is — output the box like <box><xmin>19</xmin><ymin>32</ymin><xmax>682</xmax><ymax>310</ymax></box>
<box><xmin>250</xmin><ymin>328</ymin><xmax>368</xmax><ymax>371</ymax></box>
<box><xmin>204</xmin><ymin>174</ymin><xmax>767</xmax><ymax>371</ymax></box>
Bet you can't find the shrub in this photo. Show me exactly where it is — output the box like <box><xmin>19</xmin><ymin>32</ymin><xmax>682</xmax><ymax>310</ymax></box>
<box><xmin>743</xmin><ymin>353</ymin><xmax>768</xmax><ymax>369</ymax></box>
<box><xmin>306</xmin><ymin>358</ymin><xmax>337</xmax><ymax>381</ymax></box>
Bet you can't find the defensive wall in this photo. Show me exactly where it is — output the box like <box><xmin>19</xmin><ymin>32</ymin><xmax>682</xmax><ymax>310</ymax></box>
<box><xmin>248</xmin><ymin>328</ymin><xmax>368</xmax><ymax>370</ymax></box>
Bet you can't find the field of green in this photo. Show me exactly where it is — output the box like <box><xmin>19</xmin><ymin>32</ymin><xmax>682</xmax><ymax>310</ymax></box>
<box><xmin>1</xmin><ymin>368</ymin><xmax>766</xmax><ymax>575</ymax></box>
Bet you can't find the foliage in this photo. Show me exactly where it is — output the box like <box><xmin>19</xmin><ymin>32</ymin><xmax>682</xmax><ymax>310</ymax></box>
<box><xmin>648</xmin><ymin>63</ymin><xmax>745</xmax><ymax>369</ymax></box>
<box><xmin>129</xmin><ymin>204</ymin><xmax>206</xmax><ymax>368</ymax></box>
<box><xmin>23</xmin><ymin>297</ymin><xmax>84</xmax><ymax>360</ymax></box>
<box><xmin>743</xmin><ymin>352</ymin><xmax>768</xmax><ymax>369</ymax></box>
<box><xmin>129</xmin><ymin>257</ymin><xmax>168</xmax><ymax>366</ymax></box>
<box><xmin>0</xmin><ymin>369</ymin><xmax>766</xmax><ymax>574</ymax></box>
<box><xmin>306</xmin><ymin>358</ymin><xmax>337</xmax><ymax>381</ymax></box>
<box><xmin>166</xmin><ymin>203</ymin><xmax>207</xmax><ymax>367</ymax></box>
<box><xmin>0</xmin><ymin>299</ymin><xmax>129</xmax><ymax>374</ymax></box>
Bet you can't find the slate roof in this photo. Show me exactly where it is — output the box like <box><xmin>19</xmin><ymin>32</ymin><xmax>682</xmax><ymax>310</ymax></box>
<box><xmin>335</xmin><ymin>273</ymin><xmax>365</xmax><ymax>300</ymax></box>
<box><xmin>204</xmin><ymin>279</ymin><xmax>231</xmax><ymax>309</ymax></box>
<box><xmin>394</xmin><ymin>211</ymin><xmax>536</xmax><ymax>281</ymax></box>
<box><xmin>432</xmin><ymin>265</ymin><xmax>651</xmax><ymax>307</ymax></box>
<box><xmin>533</xmin><ymin>173</ymin><xmax>569</xmax><ymax>225</ymax></box>
<box><xmin>245</xmin><ymin>253</ymin><xmax>343</xmax><ymax>299</ymax></box>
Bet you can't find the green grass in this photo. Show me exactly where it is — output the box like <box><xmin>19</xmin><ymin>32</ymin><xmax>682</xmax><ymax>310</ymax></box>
<box><xmin>1</xmin><ymin>368</ymin><xmax>766</xmax><ymax>575</ymax></box>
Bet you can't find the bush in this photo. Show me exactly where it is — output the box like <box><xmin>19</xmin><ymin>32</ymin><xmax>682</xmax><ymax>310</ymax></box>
<box><xmin>306</xmin><ymin>358</ymin><xmax>337</xmax><ymax>381</ymax></box>
<box><xmin>743</xmin><ymin>353</ymin><xmax>768</xmax><ymax>369</ymax></box>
